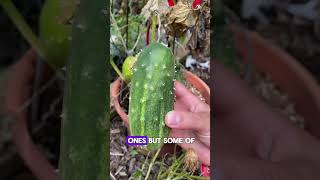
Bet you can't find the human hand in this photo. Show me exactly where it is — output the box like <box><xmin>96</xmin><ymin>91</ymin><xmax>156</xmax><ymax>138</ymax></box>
<box><xmin>214</xmin><ymin>61</ymin><xmax>320</xmax><ymax>179</ymax></box>
<box><xmin>165</xmin><ymin>81</ymin><xmax>210</xmax><ymax>165</ymax></box>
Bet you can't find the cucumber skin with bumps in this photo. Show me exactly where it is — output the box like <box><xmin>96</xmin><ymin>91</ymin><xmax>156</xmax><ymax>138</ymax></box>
<box><xmin>129</xmin><ymin>43</ymin><xmax>175</xmax><ymax>151</ymax></box>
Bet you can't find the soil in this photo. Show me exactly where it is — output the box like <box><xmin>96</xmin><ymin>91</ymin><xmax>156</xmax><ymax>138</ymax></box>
<box><xmin>110</xmin><ymin>116</ymin><xmax>163</xmax><ymax>180</ymax></box>
<box><xmin>224</xmin><ymin>0</ymin><xmax>320</xmax><ymax>81</ymax></box>
<box><xmin>28</xmin><ymin>73</ymin><xmax>63</xmax><ymax>168</ymax></box>
<box><xmin>241</xmin><ymin>67</ymin><xmax>305</xmax><ymax>128</ymax></box>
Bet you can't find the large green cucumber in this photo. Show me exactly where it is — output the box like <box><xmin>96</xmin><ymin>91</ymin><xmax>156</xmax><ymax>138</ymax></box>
<box><xmin>59</xmin><ymin>0</ymin><xmax>108</xmax><ymax>179</ymax></box>
<box><xmin>129</xmin><ymin>43</ymin><xmax>175</xmax><ymax>151</ymax></box>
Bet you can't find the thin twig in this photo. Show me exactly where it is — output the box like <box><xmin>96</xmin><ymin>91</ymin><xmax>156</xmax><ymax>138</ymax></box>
<box><xmin>144</xmin><ymin>148</ymin><xmax>161</xmax><ymax>180</ymax></box>
<box><xmin>113</xmin><ymin>82</ymin><xmax>130</xmax><ymax>99</ymax></box>
<box><xmin>110</xmin><ymin>10</ymin><xmax>128</xmax><ymax>52</ymax></box>
<box><xmin>33</xmin><ymin>95</ymin><xmax>63</xmax><ymax>135</ymax></box>
<box><xmin>110</xmin><ymin>152</ymin><xmax>124</xmax><ymax>156</ymax></box>
<box><xmin>172</xmin><ymin>32</ymin><xmax>176</xmax><ymax>54</ymax></box>
<box><xmin>139</xmin><ymin>151</ymin><xmax>150</xmax><ymax>180</ymax></box>
<box><xmin>146</xmin><ymin>22</ymin><xmax>150</xmax><ymax>45</ymax></box>
<box><xmin>130</xmin><ymin>30</ymin><xmax>142</xmax><ymax>52</ymax></box>
<box><xmin>126</xmin><ymin>0</ymin><xmax>129</xmax><ymax>47</ymax></box>
<box><xmin>1</xmin><ymin>71</ymin><xmax>63</xmax><ymax>133</ymax></box>
<box><xmin>110</xmin><ymin>38</ymin><xmax>123</xmax><ymax>55</ymax></box>
<box><xmin>110</xmin><ymin>172</ymin><xmax>117</xmax><ymax>180</ymax></box>
<box><xmin>111</xmin><ymin>0</ymin><xmax>114</xmax><ymax>14</ymax></box>
<box><xmin>157</xmin><ymin>13</ymin><xmax>161</xmax><ymax>43</ymax></box>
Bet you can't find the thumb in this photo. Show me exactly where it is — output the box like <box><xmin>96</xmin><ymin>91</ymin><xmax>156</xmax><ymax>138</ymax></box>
<box><xmin>165</xmin><ymin>111</ymin><xmax>210</xmax><ymax>133</ymax></box>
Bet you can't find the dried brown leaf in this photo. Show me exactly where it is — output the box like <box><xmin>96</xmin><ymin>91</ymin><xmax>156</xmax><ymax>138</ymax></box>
<box><xmin>141</xmin><ymin>0</ymin><xmax>170</xmax><ymax>22</ymax></box>
<box><xmin>166</xmin><ymin>1</ymin><xmax>198</xmax><ymax>37</ymax></box>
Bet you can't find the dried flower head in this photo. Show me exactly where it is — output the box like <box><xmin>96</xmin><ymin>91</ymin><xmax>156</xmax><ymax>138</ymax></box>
<box><xmin>184</xmin><ymin>148</ymin><xmax>199</xmax><ymax>173</ymax></box>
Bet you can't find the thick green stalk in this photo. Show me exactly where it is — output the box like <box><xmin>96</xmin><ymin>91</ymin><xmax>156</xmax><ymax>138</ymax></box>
<box><xmin>59</xmin><ymin>0</ymin><xmax>109</xmax><ymax>180</ymax></box>
<box><xmin>0</xmin><ymin>0</ymin><xmax>47</xmax><ymax>58</ymax></box>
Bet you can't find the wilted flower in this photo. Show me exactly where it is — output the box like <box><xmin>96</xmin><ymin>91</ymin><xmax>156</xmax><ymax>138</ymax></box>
<box><xmin>184</xmin><ymin>148</ymin><xmax>199</xmax><ymax>173</ymax></box>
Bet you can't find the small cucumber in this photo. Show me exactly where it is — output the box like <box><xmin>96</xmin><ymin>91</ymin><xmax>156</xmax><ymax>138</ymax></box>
<box><xmin>122</xmin><ymin>56</ymin><xmax>137</xmax><ymax>82</ymax></box>
<box><xmin>128</xmin><ymin>43</ymin><xmax>175</xmax><ymax>151</ymax></box>
<box><xmin>39</xmin><ymin>0</ymin><xmax>71</xmax><ymax>68</ymax></box>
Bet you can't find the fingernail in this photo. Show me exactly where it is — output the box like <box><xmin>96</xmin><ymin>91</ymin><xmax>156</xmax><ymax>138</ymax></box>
<box><xmin>166</xmin><ymin>111</ymin><xmax>181</xmax><ymax>126</ymax></box>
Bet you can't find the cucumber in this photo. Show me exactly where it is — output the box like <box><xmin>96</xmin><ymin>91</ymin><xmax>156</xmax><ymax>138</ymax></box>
<box><xmin>122</xmin><ymin>56</ymin><xmax>137</xmax><ymax>82</ymax></box>
<box><xmin>59</xmin><ymin>0</ymin><xmax>108</xmax><ymax>179</ymax></box>
<box><xmin>39</xmin><ymin>0</ymin><xmax>71</xmax><ymax>68</ymax></box>
<box><xmin>128</xmin><ymin>43</ymin><xmax>175</xmax><ymax>151</ymax></box>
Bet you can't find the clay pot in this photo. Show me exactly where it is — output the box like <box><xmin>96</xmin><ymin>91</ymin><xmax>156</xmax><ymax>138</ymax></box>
<box><xmin>12</xmin><ymin>112</ymin><xmax>58</xmax><ymax>180</ymax></box>
<box><xmin>230</xmin><ymin>25</ymin><xmax>320</xmax><ymax>138</ymax></box>
<box><xmin>8</xmin><ymin>50</ymin><xmax>58</xmax><ymax>180</ymax></box>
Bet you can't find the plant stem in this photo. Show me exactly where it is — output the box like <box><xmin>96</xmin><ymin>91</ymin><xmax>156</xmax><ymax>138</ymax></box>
<box><xmin>138</xmin><ymin>151</ymin><xmax>150</xmax><ymax>180</ymax></box>
<box><xmin>146</xmin><ymin>22</ymin><xmax>150</xmax><ymax>45</ymax></box>
<box><xmin>111</xmin><ymin>0</ymin><xmax>114</xmax><ymax>13</ymax></box>
<box><xmin>170</xmin><ymin>172</ymin><xmax>209</xmax><ymax>180</ymax></box>
<box><xmin>156</xmin><ymin>153</ymin><xmax>168</xmax><ymax>180</ymax></box>
<box><xmin>151</xmin><ymin>15</ymin><xmax>157</xmax><ymax>44</ymax></box>
<box><xmin>110</xmin><ymin>57</ymin><xmax>125</xmax><ymax>81</ymax></box>
<box><xmin>110</xmin><ymin>10</ymin><xmax>128</xmax><ymax>52</ymax></box>
<box><xmin>130</xmin><ymin>29</ymin><xmax>142</xmax><ymax>52</ymax></box>
<box><xmin>144</xmin><ymin>148</ymin><xmax>161</xmax><ymax>180</ymax></box>
<box><xmin>0</xmin><ymin>0</ymin><xmax>46</xmax><ymax>58</ymax></box>
<box><xmin>125</xmin><ymin>0</ymin><xmax>129</xmax><ymax>47</ymax></box>
<box><xmin>157</xmin><ymin>14</ymin><xmax>161</xmax><ymax>42</ymax></box>
<box><xmin>167</xmin><ymin>153</ymin><xmax>185</xmax><ymax>179</ymax></box>
<box><xmin>172</xmin><ymin>33</ymin><xmax>176</xmax><ymax>54</ymax></box>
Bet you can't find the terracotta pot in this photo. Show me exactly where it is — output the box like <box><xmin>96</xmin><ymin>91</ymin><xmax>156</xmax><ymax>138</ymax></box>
<box><xmin>9</xmin><ymin>50</ymin><xmax>58</xmax><ymax>180</ymax></box>
<box><xmin>230</xmin><ymin>25</ymin><xmax>320</xmax><ymax>138</ymax></box>
<box><xmin>12</xmin><ymin>112</ymin><xmax>58</xmax><ymax>180</ymax></box>
<box><xmin>111</xmin><ymin>70</ymin><xmax>210</xmax><ymax>126</ymax></box>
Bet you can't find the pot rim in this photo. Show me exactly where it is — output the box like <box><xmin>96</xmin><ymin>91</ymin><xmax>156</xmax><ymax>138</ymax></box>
<box><xmin>230</xmin><ymin>24</ymin><xmax>320</xmax><ymax>137</ymax></box>
<box><xmin>12</xmin><ymin>114</ymin><xmax>58</xmax><ymax>180</ymax></box>
<box><xmin>231</xmin><ymin>25</ymin><xmax>320</xmax><ymax>104</ymax></box>
<box><xmin>10</xmin><ymin>50</ymin><xmax>58</xmax><ymax>180</ymax></box>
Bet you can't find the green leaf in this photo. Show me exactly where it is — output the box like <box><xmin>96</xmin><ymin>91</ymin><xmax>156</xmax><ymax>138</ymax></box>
<box><xmin>130</xmin><ymin>149</ymin><xmax>139</xmax><ymax>156</ymax></box>
<box><xmin>132</xmin><ymin>170</ymin><xmax>143</xmax><ymax>179</ymax></box>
